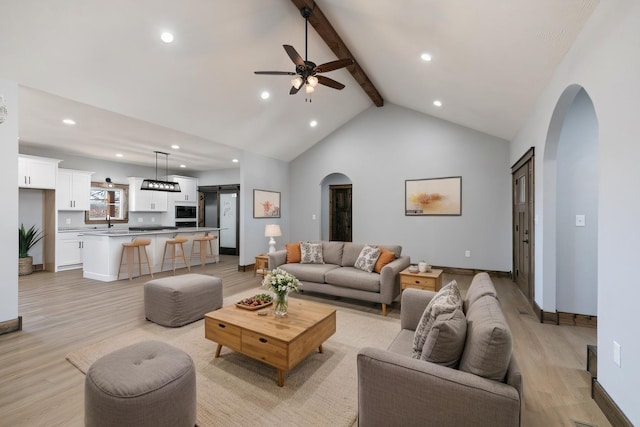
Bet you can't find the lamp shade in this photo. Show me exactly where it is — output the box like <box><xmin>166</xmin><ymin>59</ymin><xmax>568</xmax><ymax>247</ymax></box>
<box><xmin>265</xmin><ymin>224</ymin><xmax>282</xmax><ymax>237</ymax></box>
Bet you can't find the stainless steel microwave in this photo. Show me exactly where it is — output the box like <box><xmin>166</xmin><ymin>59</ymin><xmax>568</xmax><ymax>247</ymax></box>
<box><xmin>175</xmin><ymin>205</ymin><xmax>197</xmax><ymax>219</ymax></box>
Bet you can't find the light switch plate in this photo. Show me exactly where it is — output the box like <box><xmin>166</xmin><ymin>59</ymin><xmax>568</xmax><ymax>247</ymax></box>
<box><xmin>575</xmin><ymin>214</ymin><xmax>586</xmax><ymax>227</ymax></box>
<box><xmin>138</xmin><ymin>217</ymin><xmax>143</xmax><ymax>223</ymax></box>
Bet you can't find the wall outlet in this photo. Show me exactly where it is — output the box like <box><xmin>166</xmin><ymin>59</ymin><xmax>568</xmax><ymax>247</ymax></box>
<box><xmin>65</xmin><ymin>218</ymin><xmax>71</xmax><ymax>225</ymax></box>
<box><xmin>465</xmin><ymin>250</ymin><xmax>471</xmax><ymax>258</ymax></box>
<box><xmin>151</xmin><ymin>217</ymin><xmax>155</xmax><ymax>223</ymax></box>
<box><xmin>613</xmin><ymin>341</ymin><xmax>621</xmax><ymax>367</ymax></box>
<box><xmin>138</xmin><ymin>217</ymin><xmax>143</xmax><ymax>223</ymax></box>
<box><xmin>575</xmin><ymin>214</ymin><xmax>586</xmax><ymax>227</ymax></box>
<box><xmin>312</xmin><ymin>214</ymin><xmax>317</xmax><ymax>220</ymax></box>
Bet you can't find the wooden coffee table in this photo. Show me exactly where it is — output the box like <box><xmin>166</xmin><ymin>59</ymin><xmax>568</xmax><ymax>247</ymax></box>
<box><xmin>204</xmin><ymin>298</ymin><xmax>336</xmax><ymax>386</ymax></box>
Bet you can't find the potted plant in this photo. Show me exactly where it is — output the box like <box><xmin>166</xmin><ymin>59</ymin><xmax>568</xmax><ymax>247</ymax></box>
<box><xmin>19</xmin><ymin>224</ymin><xmax>45</xmax><ymax>276</ymax></box>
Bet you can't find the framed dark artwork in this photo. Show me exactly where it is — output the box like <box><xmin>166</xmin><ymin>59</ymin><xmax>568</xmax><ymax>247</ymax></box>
<box><xmin>405</xmin><ymin>176</ymin><xmax>462</xmax><ymax>216</ymax></box>
<box><xmin>253</xmin><ymin>189</ymin><xmax>281</xmax><ymax>218</ymax></box>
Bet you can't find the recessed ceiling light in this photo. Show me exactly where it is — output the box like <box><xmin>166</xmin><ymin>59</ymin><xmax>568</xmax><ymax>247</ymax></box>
<box><xmin>115</xmin><ymin>153</ymin><xmax>124</xmax><ymax>158</ymax></box>
<box><xmin>260</xmin><ymin>91</ymin><xmax>270</xmax><ymax>100</ymax></box>
<box><xmin>62</xmin><ymin>118</ymin><xmax>76</xmax><ymax>125</ymax></box>
<box><xmin>179</xmin><ymin>164</ymin><xmax>186</xmax><ymax>168</ymax></box>
<box><xmin>421</xmin><ymin>53</ymin><xmax>432</xmax><ymax>62</ymax></box>
<box><xmin>160</xmin><ymin>32</ymin><xmax>174</xmax><ymax>43</ymax></box>
<box><xmin>232</xmin><ymin>158</ymin><xmax>239</xmax><ymax>163</ymax></box>
<box><xmin>433</xmin><ymin>100</ymin><xmax>442</xmax><ymax>107</ymax></box>
<box><xmin>171</xmin><ymin>144</ymin><xmax>180</xmax><ymax>149</ymax></box>
<box><xmin>310</xmin><ymin>120</ymin><xmax>318</xmax><ymax>128</ymax></box>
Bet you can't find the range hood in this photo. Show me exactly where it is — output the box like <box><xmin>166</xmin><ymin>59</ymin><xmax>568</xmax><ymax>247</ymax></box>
<box><xmin>141</xmin><ymin>151</ymin><xmax>181</xmax><ymax>192</ymax></box>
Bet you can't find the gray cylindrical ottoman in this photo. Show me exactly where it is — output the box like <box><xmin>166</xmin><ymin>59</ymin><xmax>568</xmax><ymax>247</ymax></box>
<box><xmin>145</xmin><ymin>274</ymin><xmax>223</xmax><ymax>327</ymax></box>
<box><xmin>85</xmin><ymin>340</ymin><xmax>196</xmax><ymax>427</ymax></box>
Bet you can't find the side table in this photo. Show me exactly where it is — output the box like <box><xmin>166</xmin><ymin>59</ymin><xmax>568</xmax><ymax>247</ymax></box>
<box><xmin>399</xmin><ymin>268</ymin><xmax>443</xmax><ymax>293</ymax></box>
<box><xmin>254</xmin><ymin>254</ymin><xmax>269</xmax><ymax>277</ymax></box>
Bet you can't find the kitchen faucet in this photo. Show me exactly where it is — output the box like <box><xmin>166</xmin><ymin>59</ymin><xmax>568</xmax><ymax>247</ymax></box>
<box><xmin>107</xmin><ymin>214</ymin><xmax>113</xmax><ymax>228</ymax></box>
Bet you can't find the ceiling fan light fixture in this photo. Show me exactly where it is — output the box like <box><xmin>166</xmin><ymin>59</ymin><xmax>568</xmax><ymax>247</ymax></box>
<box><xmin>305</xmin><ymin>84</ymin><xmax>315</xmax><ymax>94</ymax></box>
<box><xmin>307</xmin><ymin>76</ymin><xmax>318</xmax><ymax>87</ymax></box>
<box><xmin>292</xmin><ymin>77</ymin><xmax>303</xmax><ymax>89</ymax></box>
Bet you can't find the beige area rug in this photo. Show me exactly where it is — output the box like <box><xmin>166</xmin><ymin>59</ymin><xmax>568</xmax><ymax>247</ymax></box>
<box><xmin>66</xmin><ymin>288</ymin><xmax>400</xmax><ymax>426</ymax></box>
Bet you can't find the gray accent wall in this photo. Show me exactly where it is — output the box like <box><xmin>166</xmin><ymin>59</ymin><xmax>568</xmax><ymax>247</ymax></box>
<box><xmin>510</xmin><ymin>1</ymin><xmax>640</xmax><ymax>422</ymax></box>
<box><xmin>290</xmin><ymin>104</ymin><xmax>511</xmax><ymax>271</ymax></box>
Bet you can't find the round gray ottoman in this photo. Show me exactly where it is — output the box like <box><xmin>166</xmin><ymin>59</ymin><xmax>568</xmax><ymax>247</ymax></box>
<box><xmin>85</xmin><ymin>340</ymin><xmax>196</xmax><ymax>427</ymax></box>
<box><xmin>145</xmin><ymin>274</ymin><xmax>223</xmax><ymax>327</ymax></box>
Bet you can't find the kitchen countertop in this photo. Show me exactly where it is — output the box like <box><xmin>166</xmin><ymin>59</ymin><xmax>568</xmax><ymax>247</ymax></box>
<box><xmin>79</xmin><ymin>227</ymin><xmax>222</xmax><ymax>237</ymax></box>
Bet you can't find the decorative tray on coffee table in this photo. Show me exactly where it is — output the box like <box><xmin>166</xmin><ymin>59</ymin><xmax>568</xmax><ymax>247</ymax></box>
<box><xmin>236</xmin><ymin>294</ymin><xmax>273</xmax><ymax>310</ymax></box>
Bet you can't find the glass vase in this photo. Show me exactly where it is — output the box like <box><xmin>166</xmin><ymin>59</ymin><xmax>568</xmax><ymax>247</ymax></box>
<box><xmin>274</xmin><ymin>292</ymin><xmax>288</xmax><ymax>317</ymax></box>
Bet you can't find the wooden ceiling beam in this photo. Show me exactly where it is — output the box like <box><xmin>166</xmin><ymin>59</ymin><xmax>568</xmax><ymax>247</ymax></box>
<box><xmin>289</xmin><ymin>0</ymin><xmax>384</xmax><ymax>107</ymax></box>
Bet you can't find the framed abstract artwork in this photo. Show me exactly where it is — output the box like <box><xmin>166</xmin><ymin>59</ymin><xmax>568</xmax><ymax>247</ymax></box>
<box><xmin>253</xmin><ymin>189</ymin><xmax>281</xmax><ymax>218</ymax></box>
<box><xmin>405</xmin><ymin>176</ymin><xmax>462</xmax><ymax>216</ymax></box>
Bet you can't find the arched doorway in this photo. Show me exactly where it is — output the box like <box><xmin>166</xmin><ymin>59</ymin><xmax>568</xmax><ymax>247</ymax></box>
<box><xmin>543</xmin><ymin>85</ymin><xmax>599</xmax><ymax>319</ymax></box>
<box><xmin>320</xmin><ymin>173</ymin><xmax>352</xmax><ymax>241</ymax></box>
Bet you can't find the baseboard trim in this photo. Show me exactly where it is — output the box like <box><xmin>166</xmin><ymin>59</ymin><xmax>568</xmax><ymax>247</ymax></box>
<box><xmin>558</xmin><ymin>311</ymin><xmax>597</xmax><ymax>328</ymax></box>
<box><xmin>593</xmin><ymin>380</ymin><xmax>633</xmax><ymax>427</ymax></box>
<box><xmin>431</xmin><ymin>266</ymin><xmax>511</xmax><ymax>278</ymax></box>
<box><xmin>0</xmin><ymin>316</ymin><xmax>22</xmax><ymax>336</ymax></box>
<box><xmin>238</xmin><ymin>264</ymin><xmax>253</xmax><ymax>272</ymax></box>
<box><xmin>533</xmin><ymin>301</ymin><xmax>558</xmax><ymax>324</ymax></box>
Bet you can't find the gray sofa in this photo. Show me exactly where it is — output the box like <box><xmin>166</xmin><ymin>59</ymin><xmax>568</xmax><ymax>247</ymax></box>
<box><xmin>357</xmin><ymin>273</ymin><xmax>522</xmax><ymax>426</ymax></box>
<box><xmin>268</xmin><ymin>241</ymin><xmax>410</xmax><ymax>316</ymax></box>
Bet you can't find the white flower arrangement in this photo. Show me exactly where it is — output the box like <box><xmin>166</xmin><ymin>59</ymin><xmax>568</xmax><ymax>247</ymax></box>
<box><xmin>262</xmin><ymin>267</ymin><xmax>301</xmax><ymax>298</ymax></box>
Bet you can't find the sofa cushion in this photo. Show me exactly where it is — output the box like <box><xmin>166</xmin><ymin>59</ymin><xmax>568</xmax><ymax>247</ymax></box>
<box><xmin>322</xmin><ymin>241</ymin><xmax>344</xmax><ymax>265</ymax></box>
<box><xmin>374</xmin><ymin>247</ymin><xmax>396</xmax><ymax>273</ymax></box>
<box><xmin>285</xmin><ymin>243</ymin><xmax>301</xmax><ymax>263</ymax></box>
<box><xmin>279</xmin><ymin>263</ymin><xmax>338</xmax><ymax>283</ymax></box>
<box><xmin>459</xmin><ymin>295</ymin><xmax>512</xmax><ymax>382</ymax></box>
<box><xmin>341</xmin><ymin>243</ymin><xmax>365</xmax><ymax>267</ymax></box>
<box><xmin>463</xmin><ymin>272</ymin><xmax>497</xmax><ymax>313</ymax></box>
<box><xmin>386</xmin><ymin>329</ymin><xmax>415</xmax><ymax>358</ymax></box>
<box><xmin>300</xmin><ymin>241</ymin><xmax>324</xmax><ymax>264</ymax></box>
<box><xmin>354</xmin><ymin>245</ymin><xmax>381</xmax><ymax>273</ymax></box>
<box><xmin>325</xmin><ymin>267</ymin><xmax>381</xmax><ymax>292</ymax></box>
<box><xmin>412</xmin><ymin>281</ymin><xmax>462</xmax><ymax>358</ymax></box>
<box><xmin>419</xmin><ymin>307</ymin><xmax>467</xmax><ymax>368</ymax></box>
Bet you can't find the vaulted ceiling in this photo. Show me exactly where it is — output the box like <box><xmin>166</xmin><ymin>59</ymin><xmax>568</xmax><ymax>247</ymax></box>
<box><xmin>0</xmin><ymin>0</ymin><xmax>599</xmax><ymax>172</ymax></box>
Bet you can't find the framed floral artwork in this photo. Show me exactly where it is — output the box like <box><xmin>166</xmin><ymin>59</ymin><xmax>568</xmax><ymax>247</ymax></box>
<box><xmin>253</xmin><ymin>189</ymin><xmax>281</xmax><ymax>218</ymax></box>
<box><xmin>405</xmin><ymin>176</ymin><xmax>462</xmax><ymax>216</ymax></box>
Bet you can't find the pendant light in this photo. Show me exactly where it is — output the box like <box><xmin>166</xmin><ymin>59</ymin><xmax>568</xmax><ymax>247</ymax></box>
<box><xmin>141</xmin><ymin>151</ymin><xmax>181</xmax><ymax>192</ymax></box>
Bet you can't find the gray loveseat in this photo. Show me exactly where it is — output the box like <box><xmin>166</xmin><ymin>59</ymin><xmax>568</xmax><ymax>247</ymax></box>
<box><xmin>357</xmin><ymin>273</ymin><xmax>522</xmax><ymax>426</ymax></box>
<box><xmin>268</xmin><ymin>241</ymin><xmax>410</xmax><ymax>316</ymax></box>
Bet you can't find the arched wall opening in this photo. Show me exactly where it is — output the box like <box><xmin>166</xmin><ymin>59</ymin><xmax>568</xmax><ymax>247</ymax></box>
<box><xmin>320</xmin><ymin>173</ymin><xmax>352</xmax><ymax>241</ymax></box>
<box><xmin>543</xmin><ymin>85</ymin><xmax>599</xmax><ymax>315</ymax></box>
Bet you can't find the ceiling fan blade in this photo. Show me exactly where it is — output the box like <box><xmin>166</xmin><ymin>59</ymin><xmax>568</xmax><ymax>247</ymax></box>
<box><xmin>314</xmin><ymin>58</ymin><xmax>354</xmax><ymax>73</ymax></box>
<box><xmin>317</xmin><ymin>75</ymin><xmax>345</xmax><ymax>90</ymax></box>
<box><xmin>283</xmin><ymin>45</ymin><xmax>305</xmax><ymax>67</ymax></box>
<box><xmin>289</xmin><ymin>85</ymin><xmax>302</xmax><ymax>95</ymax></box>
<box><xmin>254</xmin><ymin>71</ymin><xmax>296</xmax><ymax>75</ymax></box>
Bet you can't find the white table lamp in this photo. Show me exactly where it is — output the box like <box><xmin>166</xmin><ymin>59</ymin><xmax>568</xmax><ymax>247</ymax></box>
<box><xmin>264</xmin><ymin>224</ymin><xmax>282</xmax><ymax>253</ymax></box>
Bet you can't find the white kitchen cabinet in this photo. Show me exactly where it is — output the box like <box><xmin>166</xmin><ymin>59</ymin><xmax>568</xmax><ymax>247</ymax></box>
<box><xmin>18</xmin><ymin>155</ymin><xmax>59</xmax><ymax>189</ymax></box>
<box><xmin>128</xmin><ymin>177</ymin><xmax>168</xmax><ymax>212</ymax></box>
<box><xmin>57</xmin><ymin>232</ymin><xmax>84</xmax><ymax>270</ymax></box>
<box><xmin>57</xmin><ymin>169</ymin><xmax>93</xmax><ymax>211</ymax></box>
<box><xmin>168</xmin><ymin>175</ymin><xmax>198</xmax><ymax>204</ymax></box>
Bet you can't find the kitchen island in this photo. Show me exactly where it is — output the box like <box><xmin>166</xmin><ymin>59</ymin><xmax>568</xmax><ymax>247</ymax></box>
<box><xmin>81</xmin><ymin>227</ymin><xmax>222</xmax><ymax>282</ymax></box>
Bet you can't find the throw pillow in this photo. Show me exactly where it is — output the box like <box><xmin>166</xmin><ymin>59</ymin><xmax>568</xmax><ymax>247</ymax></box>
<box><xmin>419</xmin><ymin>307</ymin><xmax>467</xmax><ymax>368</ymax></box>
<box><xmin>354</xmin><ymin>245</ymin><xmax>381</xmax><ymax>273</ymax></box>
<box><xmin>412</xmin><ymin>280</ymin><xmax>462</xmax><ymax>359</ymax></box>
<box><xmin>300</xmin><ymin>242</ymin><xmax>324</xmax><ymax>264</ymax></box>
<box><xmin>285</xmin><ymin>243</ymin><xmax>301</xmax><ymax>263</ymax></box>
<box><xmin>374</xmin><ymin>247</ymin><xmax>395</xmax><ymax>273</ymax></box>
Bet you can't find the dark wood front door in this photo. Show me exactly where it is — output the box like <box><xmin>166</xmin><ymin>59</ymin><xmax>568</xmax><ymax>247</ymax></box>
<box><xmin>330</xmin><ymin>185</ymin><xmax>352</xmax><ymax>242</ymax></box>
<box><xmin>512</xmin><ymin>149</ymin><xmax>535</xmax><ymax>304</ymax></box>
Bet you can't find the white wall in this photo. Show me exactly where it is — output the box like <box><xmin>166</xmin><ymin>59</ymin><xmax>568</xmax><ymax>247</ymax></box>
<box><xmin>0</xmin><ymin>79</ymin><xmax>19</xmax><ymax>323</ymax></box>
<box><xmin>510</xmin><ymin>1</ymin><xmax>640</xmax><ymax>422</ymax></box>
<box><xmin>555</xmin><ymin>90</ymin><xmax>598</xmax><ymax>315</ymax></box>
<box><xmin>239</xmin><ymin>151</ymin><xmax>289</xmax><ymax>266</ymax></box>
<box><xmin>196</xmin><ymin>168</ymin><xmax>240</xmax><ymax>186</ymax></box>
<box><xmin>290</xmin><ymin>104</ymin><xmax>511</xmax><ymax>270</ymax></box>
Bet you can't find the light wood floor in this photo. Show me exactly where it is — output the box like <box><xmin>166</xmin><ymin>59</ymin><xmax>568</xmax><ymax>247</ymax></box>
<box><xmin>0</xmin><ymin>259</ymin><xmax>609</xmax><ymax>427</ymax></box>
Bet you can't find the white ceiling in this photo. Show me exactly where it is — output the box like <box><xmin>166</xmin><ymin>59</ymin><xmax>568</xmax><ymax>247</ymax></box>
<box><xmin>0</xmin><ymin>0</ymin><xmax>599</xmax><ymax>172</ymax></box>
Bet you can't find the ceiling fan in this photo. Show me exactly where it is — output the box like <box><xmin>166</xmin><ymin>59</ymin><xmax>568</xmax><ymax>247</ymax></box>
<box><xmin>254</xmin><ymin>6</ymin><xmax>354</xmax><ymax>96</ymax></box>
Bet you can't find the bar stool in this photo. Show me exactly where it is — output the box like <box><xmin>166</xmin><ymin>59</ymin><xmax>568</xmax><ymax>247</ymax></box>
<box><xmin>189</xmin><ymin>234</ymin><xmax>218</xmax><ymax>267</ymax></box>
<box><xmin>161</xmin><ymin>236</ymin><xmax>190</xmax><ymax>274</ymax></box>
<box><xmin>117</xmin><ymin>238</ymin><xmax>153</xmax><ymax>280</ymax></box>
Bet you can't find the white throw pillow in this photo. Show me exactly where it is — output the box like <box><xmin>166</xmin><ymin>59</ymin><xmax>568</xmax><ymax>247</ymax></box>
<box><xmin>353</xmin><ymin>245</ymin><xmax>381</xmax><ymax>273</ymax></box>
<box><xmin>412</xmin><ymin>280</ymin><xmax>462</xmax><ymax>358</ymax></box>
<box><xmin>300</xmin><ymin>242</ymin><xmax>324</xmax><ymax>264</ymax></box>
